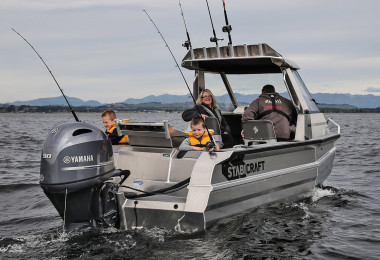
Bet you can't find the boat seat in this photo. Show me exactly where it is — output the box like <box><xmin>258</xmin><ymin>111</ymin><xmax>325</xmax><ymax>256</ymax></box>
<box><xmin>204</xmin><ymin>117</ymin><xmax>223</xmax><ymax>147</ymax></box>
<box><xmin>115</xmin><ymin>120</ymin><xmax>186</xmax><ymax>148</ymax></box>
<box><xmin>243</xmin><ymin>120</ymin><xmax>277</xmax><ymax>145</ymax></box>
<box><xmin>204</xmin><ymin>117</ymin><xmax>221</xmax><ymax>135</ymax></box>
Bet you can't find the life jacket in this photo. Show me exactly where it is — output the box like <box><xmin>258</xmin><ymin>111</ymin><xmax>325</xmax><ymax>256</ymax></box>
<box><xmin>256</xmin><ymin>93</ymin><xmax>291</xmax><ymax>121</ymax></box>
<box><xmin>188</xmin><ymin>129</ymin><xmax>214</xmax><ymax>147</ymax></box>
<box><xmin>106</xmin><ymin>119</ymin><xmax>129</xmax><ymax>144</ymax></box>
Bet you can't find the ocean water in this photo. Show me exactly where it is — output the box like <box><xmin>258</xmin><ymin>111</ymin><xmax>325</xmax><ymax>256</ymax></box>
<box><xmin>0</xmin><ymin>112</ymin><xmax>379</xmax><ymax>259</ymax></box>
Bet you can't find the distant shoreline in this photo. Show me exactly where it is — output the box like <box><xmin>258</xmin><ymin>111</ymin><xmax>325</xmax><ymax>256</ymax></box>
<box><xmin>1</xmin><ymin>104</ymin><xmax>379</xmax><ymax>113</ymax></box>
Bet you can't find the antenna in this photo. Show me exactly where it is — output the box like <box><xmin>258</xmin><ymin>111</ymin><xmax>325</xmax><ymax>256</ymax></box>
<box><xmin>12</xmin><ymin>28</ymin><xmax>80</xmax><ymax>122</ymax></box>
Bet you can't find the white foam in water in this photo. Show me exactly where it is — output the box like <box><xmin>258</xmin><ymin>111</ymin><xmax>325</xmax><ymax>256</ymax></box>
<box><xmin>0</xmin><ymin>243</ymin><xmax>24</xmax><ymax>253</ymax></box>
<box><xmin>312</xmin><ymin>187</ymin><xmax>336</xmax><ymax>202</ymax></box>
<box><xmin>0</xmin><ymin>232</ymin><xmax>68</xmax><ymax>254</ymax></box>
<box><xmin>143</xmin><ymin>227</ymin><xmax>166</xmax><ymax>243</ymax></box>
<box><xmin>298</xmin><ymin>202</ymin><xmax>311</xmax><ymax>220</ymax></box>
<box><xmin>99</xmin><ymin>226</ymin><xmax>120</xmax><ymax>234</ymax></box>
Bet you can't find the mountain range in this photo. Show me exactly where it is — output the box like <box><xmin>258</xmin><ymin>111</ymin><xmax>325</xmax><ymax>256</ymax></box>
<box><xmin>4</xmin><ymin>93</ymin><xmax>380</xmax><ymax>108</ymax></box>
<box><xmin>7</xmin><ymin>96</ymin><xmax>102</xmax><ymax>107</ymax></box>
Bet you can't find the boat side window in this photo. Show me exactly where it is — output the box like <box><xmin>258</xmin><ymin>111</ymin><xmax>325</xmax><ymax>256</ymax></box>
<box><xmin>291</xmin><ymin>70</ymin><xmax>320</xmax><ymax>113</ymax></box>
<box><xmin>204</xmin><ymin>73</ymin><xmax>234</xmax><ymax>110</ymax></box>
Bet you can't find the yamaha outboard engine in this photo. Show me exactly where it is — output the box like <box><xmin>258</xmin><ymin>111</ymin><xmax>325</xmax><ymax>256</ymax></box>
<box><xmin>40</xmin><ymin>122</ymin><xmax>125</xmax><ymax>231</ymax></box>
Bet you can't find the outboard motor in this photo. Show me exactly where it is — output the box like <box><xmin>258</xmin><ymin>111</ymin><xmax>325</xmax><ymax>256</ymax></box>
<box><xmin>40</xmin><ymin>122</ymin><xmax>125</xmax><ymax>231</ymax></box>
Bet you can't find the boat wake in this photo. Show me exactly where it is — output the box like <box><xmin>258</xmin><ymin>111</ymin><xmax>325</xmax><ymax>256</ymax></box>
<box><xmin>312</xmin><ymin>186</ymin><xmax>337</xmax><ymax>202</ymax></box>
<box><xmin>0</xmin><ymin>230</ymin><xmax>68</xmax><ymax>255</ymax></box>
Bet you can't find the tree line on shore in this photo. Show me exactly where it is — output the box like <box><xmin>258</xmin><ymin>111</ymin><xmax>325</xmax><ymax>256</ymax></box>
<box><xmin>1</xmin><ymin>103</ymin><xmax>379</xmax><ymax>113</ymax></box>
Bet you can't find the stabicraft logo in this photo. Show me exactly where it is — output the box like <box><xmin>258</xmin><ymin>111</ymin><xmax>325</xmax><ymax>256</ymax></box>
<box><xmin>63</xmin><ymin>155</ymin><xmax>94</xmax><ymax>164</ymax></box>
<box><xmin>222</xmin><ymin>159</ymin><xmax>265</xmax><ymax>181</ymax></box>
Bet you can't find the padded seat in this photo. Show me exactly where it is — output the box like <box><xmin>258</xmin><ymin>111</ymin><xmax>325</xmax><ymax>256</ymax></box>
<box><xmin>205</xmin><ymin>117</ymin><xmax>223</xmax><ymax>147</ymax></box>
<box><xmin>204</xmin><ymin>117</ymin><xmax>221</xmax><ymax>135</ymax></box>
<box><xmin>243</xmin><ymin>120</ymin><xmax>276</xmax><ymax>145</ymax></box>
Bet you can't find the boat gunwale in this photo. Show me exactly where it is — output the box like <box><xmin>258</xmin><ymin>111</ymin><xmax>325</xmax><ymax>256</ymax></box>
<box><xmin>227</xmin><ymin>133</ymin><xmax>340</xmax><ymax>157</ymax></box>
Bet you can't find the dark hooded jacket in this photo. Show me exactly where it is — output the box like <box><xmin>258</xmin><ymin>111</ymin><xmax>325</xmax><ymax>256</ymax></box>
<box><xmin>242</xmin><ymin>92</ymin><xmax>297</xmax><ymax>139</ymax></box>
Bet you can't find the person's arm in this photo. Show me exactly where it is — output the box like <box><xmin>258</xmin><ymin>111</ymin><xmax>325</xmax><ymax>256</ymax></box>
<box><xmin>182</xmin><ymin>106</ymin><xmax>199</xmax><ymax>122</ymax></box>
<box><xmin>107</xmin><ymin>129</ymin><xmax>123</xmax><ymax>145</ymax></box>
<box><xmin>242</xmin><ymin>99</ymin><xmax>259</xmax><ymax>122</ymax></box>
<box><xmin>179</xmin><ymin>138</ymin><xmax>194</xmax><ymax>151</ymax></box>
<box><xmin>212</xmin><ymin>136</ymin><xmax>223</xmax><ymax>150</ymax></box>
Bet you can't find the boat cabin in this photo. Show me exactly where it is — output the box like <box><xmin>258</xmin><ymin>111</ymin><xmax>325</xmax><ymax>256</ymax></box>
<box><xmin>181</xmin><ymin>43</ymin><xmax>332</xmax><ymax>143</ymax></box>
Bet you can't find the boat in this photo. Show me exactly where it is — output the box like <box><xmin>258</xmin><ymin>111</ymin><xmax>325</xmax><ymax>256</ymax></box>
<box><xmin>39</xmin><ymin>40</ymin><xmax>340</xmax><ymax>232</ymax></box>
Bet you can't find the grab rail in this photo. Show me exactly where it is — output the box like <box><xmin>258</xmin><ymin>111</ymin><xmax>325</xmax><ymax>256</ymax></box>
<box><xmin>115</xmin><ymin>120</ymin><xmax>186</xmax><ymax>148</ymax></box>
<box><xmin>327</xmin><ymin>118</ymin><xmax>341</xmax><ymax>134</ymax></box>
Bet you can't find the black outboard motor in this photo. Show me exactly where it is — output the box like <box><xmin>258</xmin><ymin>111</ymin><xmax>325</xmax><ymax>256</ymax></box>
<box><xmin>40</xmin><ymin>122</ymin><xmax>124</xmax><ymax>231</ymax></box>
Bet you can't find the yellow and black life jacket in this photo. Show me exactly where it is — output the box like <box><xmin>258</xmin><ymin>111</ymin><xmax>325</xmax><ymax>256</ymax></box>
<box><xmin>106</xmin><ymin>119</ymin><xmax>129</xmax><ymax>144</ymax></box>
<box><xmin>188</xmin><ymin>129</ymin><xmax>214</xmax><ymax>147</ymax></box>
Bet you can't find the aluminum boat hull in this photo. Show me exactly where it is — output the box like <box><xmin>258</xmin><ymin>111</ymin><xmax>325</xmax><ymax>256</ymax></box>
<box><xmin>114</xmin><ymin>134</ymin><xmax>338</xmax><ymax>231</ymax></box>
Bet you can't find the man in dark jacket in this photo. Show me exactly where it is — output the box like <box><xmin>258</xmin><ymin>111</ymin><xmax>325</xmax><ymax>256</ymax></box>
<box><xmin>242</xmin><ymin>84</ymin><xmax>297</xmax><ymax>140</ymax></box>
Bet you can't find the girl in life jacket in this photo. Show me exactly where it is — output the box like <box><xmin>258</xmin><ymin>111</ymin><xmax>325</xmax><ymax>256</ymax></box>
<box><xmin>102</xmin><ymin>109</ymin><xmax>129</xmax><ymax>145</ymax></box>
<box><xmin>179</xmin><ymin>116</ymin><xmax>221</xmax><ymax>151</ymax></box>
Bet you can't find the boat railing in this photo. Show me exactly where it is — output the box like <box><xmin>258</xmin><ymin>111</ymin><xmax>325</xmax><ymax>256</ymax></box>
<box><xmin>115</xmin><ymin>120</ymin><xmax>186</xmax><ymax>148</ymax></box>
<box><xmin>327</xmin><ymin>118</ymin><xmax>341</xmax><ymax>134</ymax></box>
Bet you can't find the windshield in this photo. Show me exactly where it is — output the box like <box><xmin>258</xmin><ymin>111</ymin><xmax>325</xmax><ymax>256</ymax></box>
<box><xmin>291</xmin><ymin>70</ymin><xmax>320</xmax><ymax>113</ymax></box>
<box><xmin>204</xmin><ymin>72</ymin><xmax>290</xmax><ymax>109</ymax></box>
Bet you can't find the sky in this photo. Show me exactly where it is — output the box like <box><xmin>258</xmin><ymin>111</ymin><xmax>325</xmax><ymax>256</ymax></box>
<box><xmin>0</xmin><ymin>0</ymin><xmax>380</xmax><ymax>104</ymax></box>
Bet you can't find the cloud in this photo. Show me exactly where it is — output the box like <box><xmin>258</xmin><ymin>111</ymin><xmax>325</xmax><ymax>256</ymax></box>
<box><xmin>1</xmin><ymin>0</ymin><xmax>380</xmax><ymax>103</ymax></box>
<box><xmin>366</xmin><ymin>87</ymin><xmax>380</xmax><ymax>93</ymax></box>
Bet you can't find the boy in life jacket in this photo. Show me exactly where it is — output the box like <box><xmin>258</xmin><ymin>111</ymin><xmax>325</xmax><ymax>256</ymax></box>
<box><xmin>101</xmin><ymin>109</ymin><xmax>129</xmax><ymax>145</ymax></box>
<box><xmin>179</xmin><ymin>116</ymin><xmax>221</xmax><ymax>151</ymax></box>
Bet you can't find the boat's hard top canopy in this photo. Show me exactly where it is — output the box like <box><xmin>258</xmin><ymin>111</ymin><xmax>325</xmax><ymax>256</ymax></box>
<box><xmin>181</xmin><ymin>43</ymin><xmax>299</xmax><ymax>74</ymax></box>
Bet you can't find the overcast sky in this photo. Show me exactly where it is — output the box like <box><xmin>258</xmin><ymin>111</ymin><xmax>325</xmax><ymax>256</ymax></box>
<box><xmin>1</xmin><ymin>0</ymin><xmax>379</xmax><ymax>104</ymax></box>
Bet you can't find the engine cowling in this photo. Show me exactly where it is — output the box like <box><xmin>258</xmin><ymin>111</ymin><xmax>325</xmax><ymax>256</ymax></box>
<box><xmin>40</xmin><ymin>122</ymin><xmax>119</xmax><ymax>231</ymax></box>
<box><xmin>40</xmin><ymin>122</ymin><xmax>114</xmax><ymax>192</ymax></box>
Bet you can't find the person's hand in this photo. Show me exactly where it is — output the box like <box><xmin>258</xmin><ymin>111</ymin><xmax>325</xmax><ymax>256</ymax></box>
<box><xmin>201</xmin><ymin>114</ymin><xmax>208</xmax><ymax>120</ymax></box>
<box><xmin>192</xmin><ymin>146</ymin><xmax>205</xmax><ymax>151</ymax></box>
<box><xmin>214</xmin><ymin>145</ymin><xmax>220</xmax><ymax>152</ymax></box>
<box><xmin>241</xmin><ymin>130</ymin><xmax>244</xmax><ymax>140</ymax></box>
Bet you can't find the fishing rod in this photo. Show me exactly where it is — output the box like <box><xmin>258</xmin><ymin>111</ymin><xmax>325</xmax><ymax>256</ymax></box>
<box><xmin>142</xmin><ymin>10</ymin><xmax>217</xmax><ymax>152</ymax></box>
<box><xmin>205</xmin><ymin>0</ymin><xmax>223</xmax><ymax>46</ymax></box>
<box><xmin>179</xmin><ymin>0</ymin><xmax>192</xmax><ymax>50</ymax></box>
<box><xmin>11</xmin><ymin>28</ymin><xmax>80</xmax><ymax>122</ymax></box>
<box><xmin>222</xmin><ymin>0</ymin><xmax>233</xmax><ymax>46</ymax></box>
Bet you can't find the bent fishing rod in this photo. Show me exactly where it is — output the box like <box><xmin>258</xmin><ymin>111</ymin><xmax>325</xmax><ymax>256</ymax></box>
<box><xmin>142</xmin><ymin>10</ymin><xmax>217</xmax><ymax>152</ymax></box>
<box><xmin>222</xmin><ymin>0</ymin><xmax>233</xmax><ymax>46</ymax></box>
<box><xmin>205</xmin><ymin>0</ymin><xmax>223</xmax><ymax>46</ymax></box>
<box><xmin>11</xmin><ymin>28</ymin><xmax>80</xmax><ymax>122</ymax></box>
